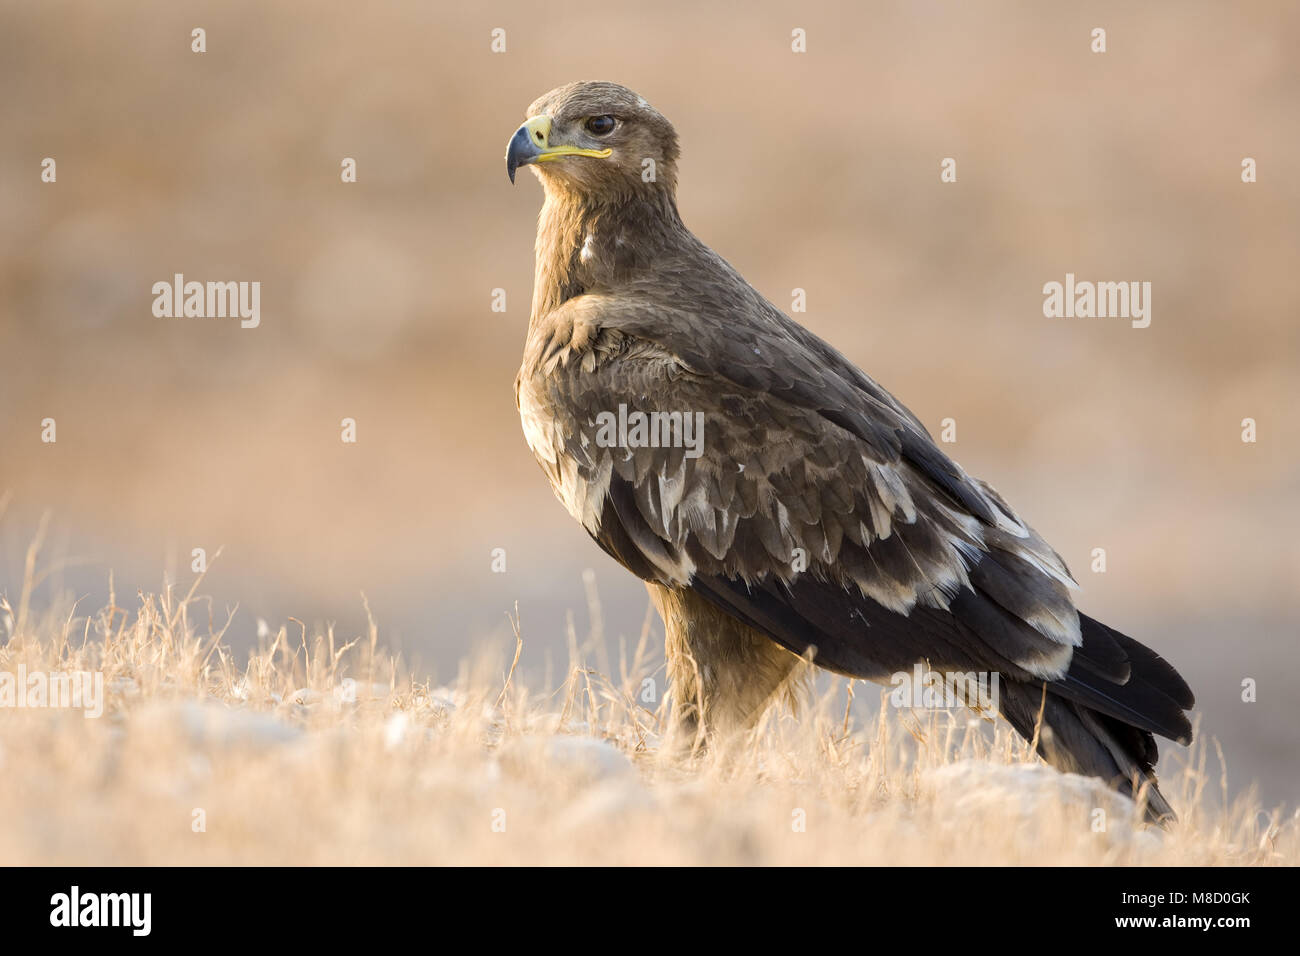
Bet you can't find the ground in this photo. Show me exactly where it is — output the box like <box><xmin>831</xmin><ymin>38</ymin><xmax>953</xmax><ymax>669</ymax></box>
<box><xmin>0</xmin><ymin>571</ymin><xmax>1293</xmax><ymax>867</ymax></box>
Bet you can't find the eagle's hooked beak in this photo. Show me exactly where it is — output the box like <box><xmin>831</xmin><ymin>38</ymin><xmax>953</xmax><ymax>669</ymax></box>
<box><xmin>505</xmin><ymin>115</ymin><xmax>612</xmax><ymax>183</ymax></box>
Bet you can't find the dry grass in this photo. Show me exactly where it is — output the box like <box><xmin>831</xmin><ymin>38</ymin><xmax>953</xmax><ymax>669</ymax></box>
<box><xmin>0</xmin><ymin>549</ymin><xmax>1294</xmax><ymax>866</ymax></box>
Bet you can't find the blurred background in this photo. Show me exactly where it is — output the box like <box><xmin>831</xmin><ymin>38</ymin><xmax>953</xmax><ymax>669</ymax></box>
<box><xmin>1</xmin><ymin>1</ymin><xmax>1296</xmax><ymax>803</ymax></box>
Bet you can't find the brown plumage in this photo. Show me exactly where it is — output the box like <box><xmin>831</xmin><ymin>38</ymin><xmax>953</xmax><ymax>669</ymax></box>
<box><xmin>507</xmin><ymin>81</ymin><xmax>1194</xmax><ymax>822</ymax></box>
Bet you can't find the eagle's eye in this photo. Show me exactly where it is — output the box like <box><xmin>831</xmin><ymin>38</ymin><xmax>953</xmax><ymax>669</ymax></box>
<box><xmin>584</xmin><ymin>115</ymin><xmax>616</xmax><ymax>136</ymax></box>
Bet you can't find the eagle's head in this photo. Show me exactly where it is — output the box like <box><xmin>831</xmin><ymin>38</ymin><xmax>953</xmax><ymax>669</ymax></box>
<box><xmin>505</xmin><ymin>81</ymin><xmax>679</xmax><ymax>196</ymax></box>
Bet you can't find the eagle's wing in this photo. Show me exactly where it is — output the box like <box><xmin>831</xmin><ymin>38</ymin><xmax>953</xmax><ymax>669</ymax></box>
<box><xmin>517</xmin><ymin>291</ymin><xmax>1193</xmax><ymax>744</ymax></box>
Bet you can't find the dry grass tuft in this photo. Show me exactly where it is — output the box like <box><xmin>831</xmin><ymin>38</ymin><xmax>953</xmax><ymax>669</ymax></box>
<box><xmin>0</xmin><ymin>557</ymin><xmax>1294</xmax><ymax>866</ymax></box>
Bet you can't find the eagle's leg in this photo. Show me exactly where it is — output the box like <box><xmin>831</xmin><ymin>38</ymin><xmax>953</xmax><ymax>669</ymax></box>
<box><xmin>647</xmin><ymin>583</ymin><xmax>806</xmax><ymax>747</ymax></box>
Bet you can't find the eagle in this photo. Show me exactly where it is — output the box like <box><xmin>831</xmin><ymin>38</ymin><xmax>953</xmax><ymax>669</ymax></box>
<box><xmin>506</xmin><ymin>81</ymin><xmax>1194</xmax><ymax>822</ymax></box>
